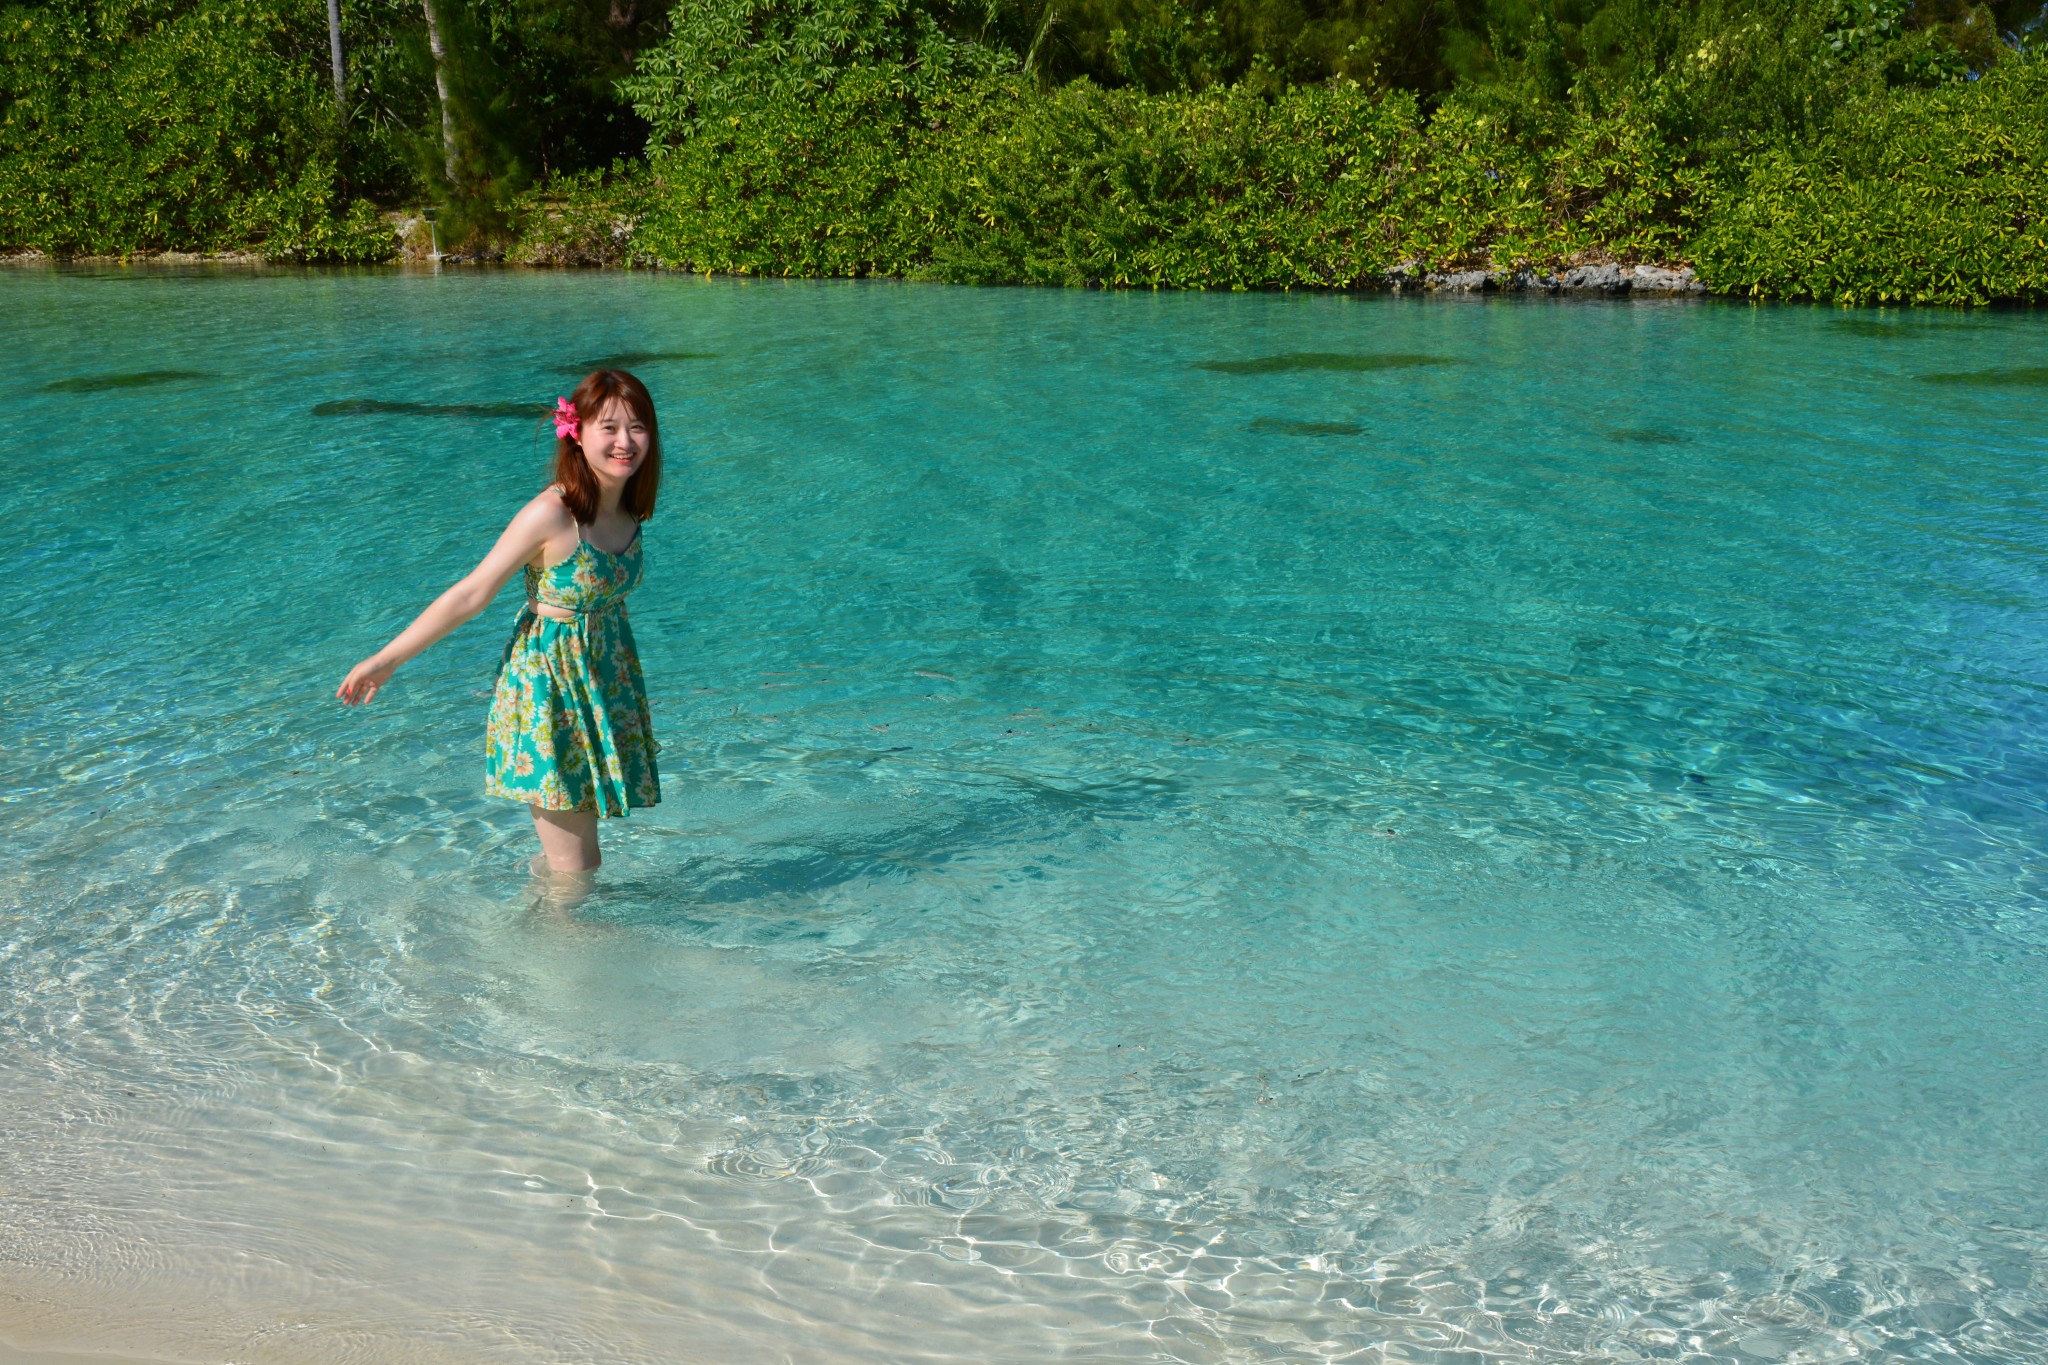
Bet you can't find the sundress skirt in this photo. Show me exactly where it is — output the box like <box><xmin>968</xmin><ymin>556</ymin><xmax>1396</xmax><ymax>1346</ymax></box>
<box><xmin>484</xmin><ymin>606</ymin><xmax>659</xmax><ymax>816</ymax></box>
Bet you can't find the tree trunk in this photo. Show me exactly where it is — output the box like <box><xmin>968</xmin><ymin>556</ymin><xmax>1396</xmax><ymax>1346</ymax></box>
<box><xmin>420</xmin><ymin>0</ymin><xmax>460</xmax><ymax>187</ymax></box>
<box><xmin>607</xmin><ymin>0</ymin><xmax>640</xmax><ymax>62</ymax></box>
<box><xmin>325</xmin><ymin>0</ymin><xmax>346</xmax><ymax>110</ymax></box>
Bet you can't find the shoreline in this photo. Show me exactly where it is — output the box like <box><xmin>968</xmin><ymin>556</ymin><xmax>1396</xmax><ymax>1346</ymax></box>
<box><xmin>0</xmin><ymin>247</ymin><xmax>1711</xmax><ymax>296</ymax></box>
<box><xmin>13</xmin><ymin>248</ymin><xmax>2045</xmax><ymax>305</ymax></box>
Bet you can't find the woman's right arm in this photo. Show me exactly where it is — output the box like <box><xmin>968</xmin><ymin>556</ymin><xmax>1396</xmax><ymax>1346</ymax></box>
<box><xmin>336</xmin><ymin>496</ymin><xmax>568</xmax><ymax>706</ymax></box>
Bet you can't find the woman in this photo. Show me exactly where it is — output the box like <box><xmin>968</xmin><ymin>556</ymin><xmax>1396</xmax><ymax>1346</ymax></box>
<box><xmin>338</xmin><ymin>369</ymin><xmax>663</xmax><ymax>874</ymax></box>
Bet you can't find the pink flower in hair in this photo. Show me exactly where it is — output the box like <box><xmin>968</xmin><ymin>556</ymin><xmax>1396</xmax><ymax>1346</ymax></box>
<box><xmin>553</xmin><ymin>397</ymin><xmax>581</xmax><ymax>441</ymax></box>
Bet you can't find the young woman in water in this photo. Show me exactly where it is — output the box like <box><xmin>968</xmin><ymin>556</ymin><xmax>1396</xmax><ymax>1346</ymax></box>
<box><xmin>337</xmin><ymin>369</ymin><xmax>662</xmax><ymax>875</ymax></box>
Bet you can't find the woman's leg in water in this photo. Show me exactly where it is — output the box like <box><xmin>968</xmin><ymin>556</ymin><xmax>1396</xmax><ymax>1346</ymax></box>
<box><xmin>530</xmin><ymin>806</ymin><xmax>601</xmax><ymax>873</ymax></box>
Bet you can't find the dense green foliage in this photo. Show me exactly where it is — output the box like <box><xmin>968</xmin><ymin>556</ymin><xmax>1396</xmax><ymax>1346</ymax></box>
<box><xmin>1</xmin><ymin>0</ymin><xmax>2043</xmax><ymax>302</ymax></box>
<box><xmin>0</xmin><ymin>0</ymin><xmax>388</xmax><ymax>259</ymax></box>
<box><xmin>627</xmin><ymin>74</ymin><xmax>1706</xmax><ymax>285</ymax></box>
<box><xmin>602</xmin><ymin>0</ymin><xmax>2045</xmax><ymax>299</ymax></box>
<box><xmin>0</xmin><ymin>0</ymin><xmax>663</xmax><ymax>257</ymax></box>
<box><xmin>1693</xmin><ymin>60</ymin><xmax>2048</xmax><ymax>302</ymax></box>
<box><xmin>618</xmin><ymin>0</ymin><xmax>1011</xmax><ymax>145</ymax></box>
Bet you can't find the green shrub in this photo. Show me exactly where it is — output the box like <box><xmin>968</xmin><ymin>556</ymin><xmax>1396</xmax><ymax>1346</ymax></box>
<box><xmin>1693</xmin><ymin>58</ymin><xmax>2048</xmax><ymax>303</ymax></box>
<box><xmin>243</xmin><ymin>162</ymin><xmax>399</xmax><ymax>263</ymax></box>
<box><xmin>0</xmin><ymin>0</ymin><xmax>392</xmax><ymax>259</ymax></box>
<box><xmin>633</xmin><ymin>66</ymin><xmax>934</xmax><ymax>276</ymax></box>
<box><xmin>916</xmin><ymin>79</ymin><xmax>1420</xmax><ymax>287</ymax></box>
<box><xmin>509</xmin><ymin>161</ymin><xmax>658</xmax><ymax>266</ymax></box>
<box><xmin>635</xmin><ymin>75</ymin><xmax>1432</xmax><ymax>286</ymax></box>
<box><xmin>621</xmin><ymin>0</ymin><xmax>1011</xmax><ymax>148</ymax></box>
<box><xmin>1530</xmin><ymin>95</ymin><xmax>1712</xmax><ymax>262</ymax></box>
<box><xmin>627</xmin><ymin>72</ymin><xmax>1715</xmax><ymax>286</ymax></box>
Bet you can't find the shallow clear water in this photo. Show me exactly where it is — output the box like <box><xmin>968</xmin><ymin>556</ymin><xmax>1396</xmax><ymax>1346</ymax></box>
<box><xmin>3</xmin><ymin>268</ymin><xmax>2047</xmax><ymax>1363</ymax></box>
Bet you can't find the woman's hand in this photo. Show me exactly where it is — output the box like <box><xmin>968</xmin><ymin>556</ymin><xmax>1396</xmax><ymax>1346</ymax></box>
<box><xmin>337</xmin><ymin>655</ymin><xmax>397</xmax><ymax>706</ymax></box>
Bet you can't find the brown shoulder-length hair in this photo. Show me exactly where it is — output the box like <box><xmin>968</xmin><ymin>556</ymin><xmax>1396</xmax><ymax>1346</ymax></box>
<box><xmin>552</xmin><ymin>369</ymin><xmax>661</xmax><ymax>524</ymax></box>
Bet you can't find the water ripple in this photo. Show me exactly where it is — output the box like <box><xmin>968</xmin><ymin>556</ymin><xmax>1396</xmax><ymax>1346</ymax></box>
<box><xmin>1</xmin><ymin>273</ymin><xmax>2044</xmax><ymax>1362</ymax></box>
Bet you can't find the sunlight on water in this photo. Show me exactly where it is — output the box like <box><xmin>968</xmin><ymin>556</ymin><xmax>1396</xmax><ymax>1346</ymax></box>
<box><xmin>2</xmin><ymin>267</ymin><xmax>2046</xmax><ymax>1363</ymax></box>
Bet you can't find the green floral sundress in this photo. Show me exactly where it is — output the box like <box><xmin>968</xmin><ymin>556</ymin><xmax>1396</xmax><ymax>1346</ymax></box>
<box><xmin>484</xmin><ymin>524</ymin><xmax>659</xmax><ymax>816</ymax></box>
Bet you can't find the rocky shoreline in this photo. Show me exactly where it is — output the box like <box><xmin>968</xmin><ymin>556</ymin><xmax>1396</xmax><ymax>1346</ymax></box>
<box><xmin>3</xmin><ymin>244</ymin><xmax>1709</xmax><ymax>296</ymax></box>
<box><xmin>1387</xmin><ymin>261</ymin><xmax>1707</xmax><ymax>295</ymax></box>
<box><xmin>2</xmin><ymin>248</ymin><xmax>268</xmax><ymax>267</ymax></box>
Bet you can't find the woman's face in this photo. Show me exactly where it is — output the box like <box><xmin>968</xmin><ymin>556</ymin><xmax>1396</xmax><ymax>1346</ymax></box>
<box><xmin>579</xmin><ymin>397</ymin><xmax>649</xmax><ymax>491</ymax></box>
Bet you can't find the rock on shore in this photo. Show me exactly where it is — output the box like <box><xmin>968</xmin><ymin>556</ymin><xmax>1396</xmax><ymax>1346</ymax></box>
<box><xmin>1386</xmin><ymin>261</ymin><xmax>1707</xmax><ymax>295</ymax></box>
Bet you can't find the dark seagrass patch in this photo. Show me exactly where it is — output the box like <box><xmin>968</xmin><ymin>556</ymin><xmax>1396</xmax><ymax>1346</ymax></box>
<box><xmin>1250</xmin><ymin>417</ymin><xmax>1365</xmax><ymax>436</ymax></box>
<box><xmin>311</xmin><ymin>398</ymin><xmax>548</xmax><ymax>418</ymax></box>
<box><xmin>1197</xmin><ymin>353</ymin><xmax>1453</xmax><ymax>375</ymax></box>
<box><xmin>573</xmin><ymin>351</ymin><xmax>715</xmax><ymax>371</ymax></box>
<box><xmin>1918</xmin><ymin>366</ymin><xmax>2048</xmax><ymax>388</ymax></box>
<box><xmin>42</xmin><ymin>370</ymin><xmax>208</xmax><ymax>392</ymax></box>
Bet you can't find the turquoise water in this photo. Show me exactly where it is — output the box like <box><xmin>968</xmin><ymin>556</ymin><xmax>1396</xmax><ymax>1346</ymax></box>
<box><xmin>3</xmin><ymin>268</ymin><xmax>2047</xmax><ymax>1363</ymax></box>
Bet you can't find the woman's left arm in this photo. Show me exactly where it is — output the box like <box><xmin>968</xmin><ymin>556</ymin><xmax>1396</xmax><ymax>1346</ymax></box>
<box><xmin>336</xmin><ymin>500</ymin><xmax>562</xmax><ymax>705</ymax></box>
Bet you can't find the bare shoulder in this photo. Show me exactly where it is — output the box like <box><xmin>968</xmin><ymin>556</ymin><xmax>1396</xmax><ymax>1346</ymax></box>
<box><xmin>475</xmin><ymin>488</ymin><xmax>577</xmax><ymax>572</ymax></box>
<box><xmin>516</xmin><ymin>485</ymin><xmax>578</xmax><ymax>536</ymax></box>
